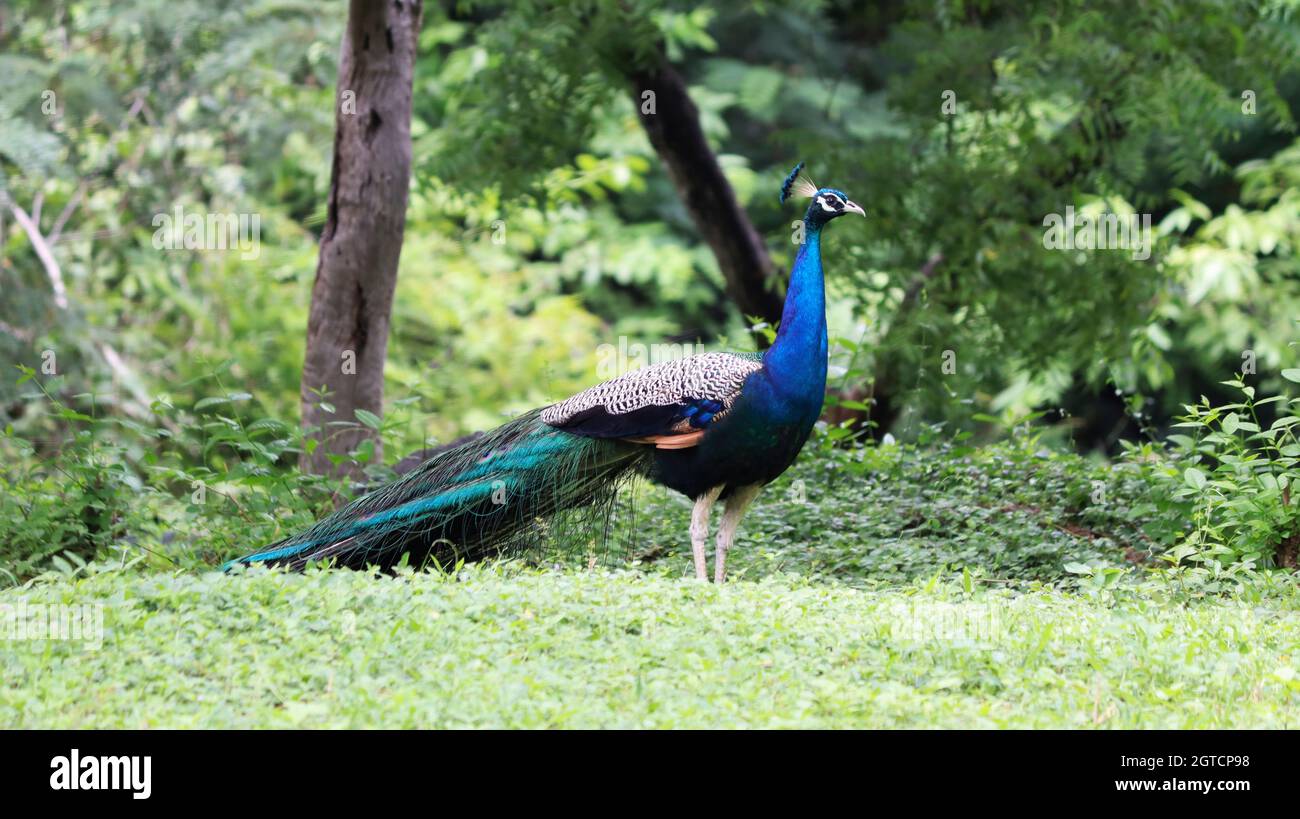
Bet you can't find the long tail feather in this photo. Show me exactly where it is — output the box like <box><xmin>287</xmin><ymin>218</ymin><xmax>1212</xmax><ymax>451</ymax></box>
<box><xmin>228</xmin><ymin>410</ymin><xmax>650</xmax><ymax>571</ymax></box>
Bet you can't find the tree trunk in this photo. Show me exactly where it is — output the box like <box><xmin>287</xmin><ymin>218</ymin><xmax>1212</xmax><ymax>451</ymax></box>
<box><xmin>300</xmin><ymin>0</ymin><xmax>423</xmax><ymax>479</ymax></box>
<box><xmin>624</xmin><ymin>57</ymin><xmax>784</xmax><ymax>337</ymax></box>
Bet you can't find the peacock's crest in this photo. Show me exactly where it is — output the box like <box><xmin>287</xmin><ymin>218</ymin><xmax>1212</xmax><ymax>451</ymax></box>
<box><xmin>780</xmin><ymin>161</ymin><xmax>818</xmax><ymax>204</ymax></box>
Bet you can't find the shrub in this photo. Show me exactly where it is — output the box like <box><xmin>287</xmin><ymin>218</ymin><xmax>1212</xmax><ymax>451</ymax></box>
<box><xmin>1150</xmin><ymin>375</ymin><xmax>1300</xmax><ymax>573</ymax></box>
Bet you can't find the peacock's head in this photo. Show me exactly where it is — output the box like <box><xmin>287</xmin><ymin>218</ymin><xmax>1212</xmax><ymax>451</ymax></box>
<box><xmin>780</xmin><ymin>162</ymin><xmax>865</xmax><ymax>228</ymax></box>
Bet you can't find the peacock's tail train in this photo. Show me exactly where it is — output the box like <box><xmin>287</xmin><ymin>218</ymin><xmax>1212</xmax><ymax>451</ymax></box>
<box><xmin>228</xmin><ymin>410</ymin><xmax>651</xmax><ymax>571</ymax></box>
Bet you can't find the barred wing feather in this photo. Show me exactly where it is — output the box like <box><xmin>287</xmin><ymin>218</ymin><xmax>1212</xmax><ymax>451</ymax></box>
<box><xmin>540</xmin><ymin>352</ymin><xmax>763</xmax><ymax>440</ymax></box>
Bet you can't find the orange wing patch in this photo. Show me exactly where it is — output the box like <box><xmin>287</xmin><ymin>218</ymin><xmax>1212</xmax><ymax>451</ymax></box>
<box><xmin>623</xmin><ymin>431</ymin><xmax>705</xmax><ymax>450</ymax></box>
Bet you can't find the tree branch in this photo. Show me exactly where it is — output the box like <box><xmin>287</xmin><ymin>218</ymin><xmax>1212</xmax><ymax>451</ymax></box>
<box><xmin>7</xmin><ymin>196</ymin><xmax>69</xmax><ymax>310</ymax></box>
<box><xmin>623</xmin><ymin>56</ymin><xmax>784</xmax><ymax>339</ymax></box>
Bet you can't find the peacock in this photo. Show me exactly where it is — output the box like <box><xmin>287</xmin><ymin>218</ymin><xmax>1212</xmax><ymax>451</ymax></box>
<box><xmin>231</xmin><ymin>163</ymin><xmax>863</xmax><ymax>581</ymax></box>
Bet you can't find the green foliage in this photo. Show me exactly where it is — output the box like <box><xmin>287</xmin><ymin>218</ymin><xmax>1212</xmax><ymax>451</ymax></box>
<box><xmin>0</xmin><ymin>424</ymin><xmax>134</xmax><ymax>585</ymax></box>
<box><xmin>0</xmin><ymin>367</ymin><xmax>345</xmax><ymax>581</ymax></box>
<box><xmin>1</xmin><ymin>0</ymin><xmax>740</xmax><ymax>439</ymax></box>
<box><xmin>842</xmin><ymin>0</ymin><xmax>1298</xmax><ymax>425</ymax></box>
<box><xmin>618</xmin><ymin>426</ymin><xmax>1169</xmax><ymax>585</ymax></box>
<box><xmin>1133</xmin><ymin>139</ymin><xmax>1300</xmax><ymax>411</ymax></box>
<box><xmin>4</xmin><ymin>565</ymin><xmax>1299</xmax><ymax>728</ymax></box>
<box><xmin>0</xmin><ymin>0</ymin><xmax>340</xmax><ymax>413</ymax></box>
<box><xmin>405</xmin><ymin>0</ymin><xmax>1300</xmax><ymax>436</ymax></box>
<box><xmin>6</xmin><ymin>0</ymin><xmax>1300</xmax><ymax>445</ymax></box>
<box><xmin>1142</xmin><ymin>376</ymin><xmax>1300</xmax><ymax>574</ymax></box>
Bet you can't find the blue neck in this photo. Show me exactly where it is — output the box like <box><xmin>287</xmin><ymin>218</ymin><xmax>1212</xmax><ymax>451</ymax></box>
<box><xmin>763</xmin><ymin>226</ymin><xmax>828</xmax><ymax>401</ymax></box>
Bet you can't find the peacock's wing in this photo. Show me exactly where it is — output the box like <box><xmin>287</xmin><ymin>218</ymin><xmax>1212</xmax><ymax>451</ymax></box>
<box><xmin>540</xmin><ymin>351</ymin><xmax>764</xmax><ymax>441</ymax></box>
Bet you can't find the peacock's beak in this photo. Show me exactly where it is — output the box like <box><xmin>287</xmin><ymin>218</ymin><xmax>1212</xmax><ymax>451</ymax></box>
<box><xmin>844</xmin><ymin>200</ymin><xmax>866</xmax><ymax>217</ymax></box>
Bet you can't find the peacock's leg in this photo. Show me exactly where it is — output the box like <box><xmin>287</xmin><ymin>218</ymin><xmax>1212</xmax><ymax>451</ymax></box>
<box><xmin>690</xmin><ymin>486</ymin><xmax>725</xmax><ymax>581</ymax></box>
<box><xmin>714</xmin><ymin>484</ymin><xmax>762</xmax><ymax>584</ymax></box>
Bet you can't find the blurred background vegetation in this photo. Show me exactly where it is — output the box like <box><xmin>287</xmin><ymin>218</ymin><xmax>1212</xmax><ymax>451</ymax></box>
<box><xmin>1</xmin><ymin>0</ymin><xmax>1299</xmax><ymax>581</ymax></box>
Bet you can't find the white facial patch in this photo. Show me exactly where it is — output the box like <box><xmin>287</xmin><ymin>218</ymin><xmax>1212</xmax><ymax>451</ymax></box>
<box><xmin>816</xmin><ymin>194</ymin><xmax>841</xmax><ymax>213</ymax></box>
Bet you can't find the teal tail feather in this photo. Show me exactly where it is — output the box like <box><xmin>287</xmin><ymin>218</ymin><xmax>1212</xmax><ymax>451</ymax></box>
<box><xmin>228</xmin><ymin>410</ymin><xmax>650</xmax><ymax>571</ymax></box>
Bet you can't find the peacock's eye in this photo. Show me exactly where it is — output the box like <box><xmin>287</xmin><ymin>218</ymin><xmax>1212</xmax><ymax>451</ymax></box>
<box><xmin>816</xmin><ymin>193</ymin><xmax>843</xmax><ymax>213</ymax></box>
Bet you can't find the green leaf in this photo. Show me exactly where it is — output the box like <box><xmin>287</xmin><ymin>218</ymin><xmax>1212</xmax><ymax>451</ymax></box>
<box><xmin>1184</xmin><ymin>467</ymin><xmax>1207</xmax><ymax>490</ymax></box>
<box><xmin>195</xmin><ymin>393</ymin><xmax>252</xmax><ymax>412</ymax></box>
<box><xmin>354</xmin><ymin>409</ymin><xmax>383</xmax><ymax>430</ymax></box>
<box><xmin>246</xmin><ymin>418</ymin><xmax>288</xmax><ymax>435</ymax></box>
<box><xmin>1282</xmin><ymin>369</ymin><xmax>1300</xmax><ymax>383</ymax></box>
<box><xmin>354</xmin><ymin>437</ymin><xmax>376</xmax><ymax>462</ymax></box>
<box><xmin>1221</xmin><ymin>412</ymin><xmax>1240</xmax><ymax>434</ymax></box>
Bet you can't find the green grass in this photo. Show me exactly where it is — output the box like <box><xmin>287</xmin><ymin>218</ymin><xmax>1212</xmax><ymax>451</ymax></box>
<box><xmin>2</xmin><ymin>431</ymin><xmax>1290</xmax><ymax>728</ymax></box>
<box><xmin>4</xmin><ymin>565</ymin><xmax>1299</xmax><ymax>728</ymax></box>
